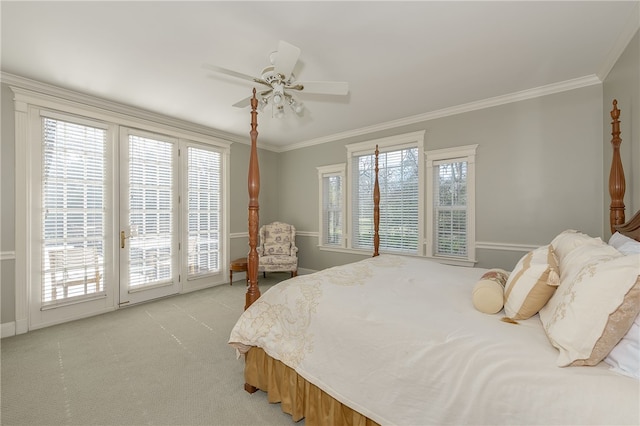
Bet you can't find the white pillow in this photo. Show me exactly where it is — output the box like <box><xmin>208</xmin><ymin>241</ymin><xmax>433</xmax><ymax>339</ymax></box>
<box><xmin>618</xmin><ymin>241</ymin><xmax>640</xmax><ymax>255</ymax></box>
<box><xmin>609</xmin><ymin>232</ymin><xmax>640</xmax><ymax>255</ymax></box>
<box><xmin>550</xmin><ymin>230</ymin><xmax>603</xmax><ymax>265</ymax></box>
<box><xmin>605</xmin><ymin>314</ymin><xmax>640</xmax><ymax>379</ymax></box>
<box><xmin>609</xmin><ymin>231</ymin><xmax>637</xmax><ymax>249</ymax></box>
<box><xmin>503</xmin><ymin>245</ymin><xmax>559</xmax><ymax>320</ymax></box>
<box><xmin>539</xmin><ymin>250</ymin><xmax>640</xmax><ymax>367</ymax></box>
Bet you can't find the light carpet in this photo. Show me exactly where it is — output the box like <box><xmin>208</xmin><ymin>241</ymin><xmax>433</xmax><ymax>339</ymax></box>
<box><xmin>1</xmin><ymin>274</ymin><xmax>300</xmax><ymax>426</ymax></box>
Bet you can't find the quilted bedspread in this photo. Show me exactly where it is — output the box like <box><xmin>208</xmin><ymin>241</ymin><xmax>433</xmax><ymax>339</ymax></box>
<box><xmin>229</xmin><ymin>255</ymin><xmax>639</xmax><ymax>425</ymax></box>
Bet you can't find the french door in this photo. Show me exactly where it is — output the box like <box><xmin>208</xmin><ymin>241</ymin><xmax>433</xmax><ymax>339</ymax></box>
<box><xmin>30</xmin><ymin>110</ymin><xmax>226</xmax><ymax>330</ymax></box>
<box><xmin>119</xmin><ymin>129</ymin><xmax>181</xmax><ymax>305</ymax></box>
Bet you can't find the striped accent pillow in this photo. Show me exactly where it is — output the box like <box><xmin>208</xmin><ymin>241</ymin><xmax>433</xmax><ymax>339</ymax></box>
<box><xmin>503</xmin><ymin>245</ymin><xmax>559</xmax><ymax>320</ymax></box>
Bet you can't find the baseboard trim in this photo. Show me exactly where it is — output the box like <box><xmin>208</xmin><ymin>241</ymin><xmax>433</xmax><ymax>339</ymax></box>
<box><xmin>1</xmin><ymin>321</ymin><xmax>16</xmax><ymax>338</ymax></box>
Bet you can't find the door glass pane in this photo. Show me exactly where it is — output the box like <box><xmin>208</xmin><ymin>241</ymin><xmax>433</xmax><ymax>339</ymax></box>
<box><xmin>42</xmin><ymin>117</ymin><xmax>106</xmax><ymax>303</ymax></box>
<box><xmin>187</xmin><ymin>146</ymin><xmax>221</xmax><ymax>277</ymax></box>
<box><xmin>128</xmin><ymin>135</ymin><xmax>173</xmax><ymax>288</ymax></box>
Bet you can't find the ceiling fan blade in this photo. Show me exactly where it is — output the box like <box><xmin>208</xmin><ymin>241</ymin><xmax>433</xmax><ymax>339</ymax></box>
<box><xmin>274</xmin><ymin>40</ymin><xmax>301</xmax><ymax>80</ymax></box>
<box><xmin>232</xmin><ymin>96</ymin><xmax>252</xmax><ymax>108</ymax></box>
<box><xmin>202</xmin><ymin>63</ymin><xmax>270</xmax><ymax>87</ymax></box>
<box><xmin>232</xmin><ymin>90</ymin><xmax>273</xmax><ymax>108</ymax></box>
<box><xmin>290</xmin><ymin>81</ymin><xmax>349</xmax><ymax>96</ymax></box>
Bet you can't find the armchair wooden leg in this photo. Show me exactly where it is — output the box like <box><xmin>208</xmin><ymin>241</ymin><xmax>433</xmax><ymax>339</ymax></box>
<box><xmin>244</xmin><ymin>383</ymin><xmax>258</xmax><ymax>394</ymax></box>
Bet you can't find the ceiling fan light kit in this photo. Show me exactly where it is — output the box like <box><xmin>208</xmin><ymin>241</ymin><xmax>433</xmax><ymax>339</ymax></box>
<box><xmin>204</xmin><ymin>40</ymin><xmax>348</xmax><ymax>119</ymax></box>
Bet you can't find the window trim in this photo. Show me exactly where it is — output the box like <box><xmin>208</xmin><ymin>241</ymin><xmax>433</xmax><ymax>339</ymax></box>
<box><xmin>425</xmin><ymin>144</ymin><xmax>478</xmax><ymax>266</ymax></box>
<box><xmin>346</xmin><ymin>131</ymin><xmax>425</xmax><ymax>254</ymax></box>
<box><xmin>317</xmin><ymin>163</ymin><xmax>346</xmax><ymax>248</ymax></box>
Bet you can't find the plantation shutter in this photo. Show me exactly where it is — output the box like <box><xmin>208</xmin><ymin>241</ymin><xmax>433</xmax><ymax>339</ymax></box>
<box><xmin>434</xmin><ymin>160</ymin><xmax>468</xmax><ymax>257</ymax></box>
<box><xmin>352</xmin><ymin>147</ymin><xmax>419</xmax><ymax>253</ymax></box>
<box><xmin>42</xmin><ymin>116</ymin><xmax>106</xmax><ymax>303</ymax></box>
<box><xmin>187</xmin><ymin>146</ymin><xmax>221</xmax><ymax>276</ymax></box>
<box><xmin>322</xmin><ymin>173</ymin><xmax>343</xmax><ymax>246</ymax></box>
<box><xmin>128</xmin><ymin>135</ymin><xmax>174</xmax><ymax>287</ymax></box>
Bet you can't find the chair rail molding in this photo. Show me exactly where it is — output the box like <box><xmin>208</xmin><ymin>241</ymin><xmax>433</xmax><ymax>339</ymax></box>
<box><xmin>475</xmin><ymin>241</ymin><xmax>539</xmax><ymax>252</ymax></box>
<box><xmin>1</xmin><ymin>251</ymin><xmax>16</xmax><ymax>261</ymax></box>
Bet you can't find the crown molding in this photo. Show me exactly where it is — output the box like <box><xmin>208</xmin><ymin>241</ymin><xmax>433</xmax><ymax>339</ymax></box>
<box><xmin>2</xmin><ymin>71</ymin><xmax>603</xmax><ymax>155</ymax></box>
<box><xmin>2</xmin><ymin>72</ymin><xmax>286</xmax><ymax>153</ymax></box>
<box><xmin>280</xmin><ymin>75</ymin><xmax>602</xmax><ymax>152</ymax></box>
<box><xmin>1</xmin><ymin>72</ymin><xmax>247</xmax><ymax>144</ymax></box>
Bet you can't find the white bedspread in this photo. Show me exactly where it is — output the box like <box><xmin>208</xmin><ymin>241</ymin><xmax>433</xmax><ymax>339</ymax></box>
<box><xmin>229</xmin><ymin>255</ymin><xmax>640</xmax><ymax>425</ymax></box>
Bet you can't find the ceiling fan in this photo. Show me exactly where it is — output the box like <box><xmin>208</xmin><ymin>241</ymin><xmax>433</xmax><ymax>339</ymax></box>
<box><xmin>203</xmin><ymin>40</ymin><xmax>349</xmax><ymax>118</ymax></box>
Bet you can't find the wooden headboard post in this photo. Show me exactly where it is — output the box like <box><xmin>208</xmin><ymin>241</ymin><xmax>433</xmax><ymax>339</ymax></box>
<box><xmin>245</xmin><ymin>89</ymin><xmax>261</xmax><ymax>310</ymax></box>
<box><xmin>609</xmin><ymin>99</ymin><xmax>626</xmax><ymax>233</ymax></box>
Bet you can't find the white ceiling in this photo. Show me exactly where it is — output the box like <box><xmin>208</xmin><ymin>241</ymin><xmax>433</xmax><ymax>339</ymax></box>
<box><xmin>2</xmin><ymin>1</ymin><xmax>639</xmax><ymax>150</ymax></box>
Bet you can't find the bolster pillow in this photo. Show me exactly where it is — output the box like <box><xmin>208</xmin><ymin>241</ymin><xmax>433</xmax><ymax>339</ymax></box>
<box><xmin>473</xmin><ymin>269</ymin><xmax>510</xmax><ymax>314</ymax></box>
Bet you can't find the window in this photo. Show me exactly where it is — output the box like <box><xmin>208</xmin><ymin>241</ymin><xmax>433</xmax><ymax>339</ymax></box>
<box><xmin>347</xmin><ymin>132</ymin><xmax>424</xmax><ymax>254</ymax></box>
<box><xmin>317</xmin><ymin>164</ymin><xmax>346</xmax><ymax>247</ymax></box>
<box><xmin>426</xmin><ymin>145</ymin><xmax>477</xmax><ymax>264</ymax></box>
<box><xmin>41</xmin><ymin>115</ymin><xmax>107</xmax><ymax>304</ymax></box>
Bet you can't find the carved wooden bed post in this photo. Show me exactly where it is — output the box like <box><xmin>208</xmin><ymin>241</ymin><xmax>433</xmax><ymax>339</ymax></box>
<box><xmin>609</xmin><ymin>99</ymin><xmax>626</xmax><ymax>233</ymax></box>
<box><xmin>246</xmin><ymin>88</ymin><xmax>261</xmax><ymax>311</ymax></box>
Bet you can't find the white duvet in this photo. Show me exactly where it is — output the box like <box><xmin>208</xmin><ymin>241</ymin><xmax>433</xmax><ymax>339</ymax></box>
<box><xmin>229</xmin><ymin>255</ymin><xmax>639</xmax><ymax>425</ymax></box>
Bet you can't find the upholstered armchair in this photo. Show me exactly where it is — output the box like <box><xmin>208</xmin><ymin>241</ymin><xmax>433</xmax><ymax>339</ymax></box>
<box><xmin>257</xmin><ymin>221</ymin><xmax>298</xmax><ymax>278</ymax></box>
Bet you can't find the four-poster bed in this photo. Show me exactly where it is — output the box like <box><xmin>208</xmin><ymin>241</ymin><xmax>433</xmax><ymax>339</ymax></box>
<box><xmin>231</xmin><ymin>97</ymin><xmax>640</xmax><ymax>425</ymax></box>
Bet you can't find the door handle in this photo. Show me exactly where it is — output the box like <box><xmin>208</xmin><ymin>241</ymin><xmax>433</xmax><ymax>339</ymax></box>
<box><xmin>121</xmin><ymin>225</ymin><xmax>138</xmax><ymax>249</ymax></box>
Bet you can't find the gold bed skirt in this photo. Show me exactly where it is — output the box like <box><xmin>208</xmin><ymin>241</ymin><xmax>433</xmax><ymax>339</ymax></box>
<box><xmin>245</xmin><ymin>347</ymin><xmax>380</xmax><ymax>426</ymax></box>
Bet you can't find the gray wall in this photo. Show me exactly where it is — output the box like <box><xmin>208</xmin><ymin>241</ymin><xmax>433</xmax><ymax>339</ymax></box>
<box><xmin>280</xmin><ymin>86</ymin><xmax>604</xmax><ymax>272</ymax></box>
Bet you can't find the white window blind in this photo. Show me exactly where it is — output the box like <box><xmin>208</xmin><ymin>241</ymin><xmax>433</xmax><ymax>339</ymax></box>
<box><xmin>42</xmin><ymin>117</ymin><xmax>106</xmax><ymax>303</ymax></box>
<box><xmin>434</xmin><ymin>160</ymin><xmax>468</xmax><ymax>257</ymax></box>
<box><xmin>352</xmin><ymin>147</ymin><xmax>419</xmax><ymax>253</ymax></box>
<box><xmin>128</xmin><ymin>135</ymin><xmax>173</xmax><ymax>287</ymax></box>
<box><xmin>187</xmin><ymin>146</ymin><xmax>221</xmax><ymax>276</ymax></box>
<box><xmin>322</xmin><ymin>173</ymin><xmax>343</xmax><ymax>246</ymax></box>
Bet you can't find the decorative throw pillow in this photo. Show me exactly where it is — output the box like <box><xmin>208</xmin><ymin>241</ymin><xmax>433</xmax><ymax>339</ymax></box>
<box><xmin>550</xmin><ymin>229</ymin><xmax>603</xmax><ymax>265</ymax></box>
<box><xmin>605</xmin><ymin>313</ymin><xmax>640</xmax><ymax>379</ymax></box>
<box><xmin>503</xmin><ymin>245</ymin><xmax>559</xmax><ymax>320</ymax></box>
<box><xmin>263</xmin><ymin>242</ymin><xmax>291</xmax><ymax>256</ymax></box>
<box><xmin>472</xmin><ymin>269</ymin><xmax>510</xmax><ymax>314</ymax></box>
<box><xmin>539</xmin><ymin>251</ymin><xmax>640</xmax><ymax>367</ymax></box>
